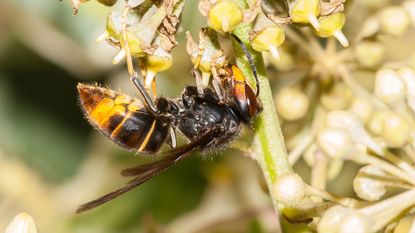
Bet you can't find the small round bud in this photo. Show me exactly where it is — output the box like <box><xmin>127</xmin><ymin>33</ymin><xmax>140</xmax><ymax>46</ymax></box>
<box><xmin>264</xmin><ymin>49</ymin><xmax>294</xmax><ymax>72</ymax></box>
<box><xmin>320</xmin><ymin>83</ymin><xmax>354</xmax><ymax>110</ymax></box>
<box><xmin>6</xmin><ymin>213</ymin><xmax>38</xmax><ymax>233</ymax></box>
<box><xmin>381</xmin><ymin>112</ymin><xmax>410</xmax><ymax>148</ymax></box>
<box><xmin>353</xmin><ymin>165</ymin><xmax>387</xmax><ymax>201</ymax></box>
<box><xmin>398</xmin><ymin>67</ymin><xmax>415</xmax><ymax>93</ymax></box>
<box><xmin>355</xmin><ymin>41</ymin><xmax>385</xmax><ymax>68</ymax></box>
<box><xmin>97</xmin><ymin>0</ymin><xmax>117</xmax><ymax>6</ymax></box>
<box><xmin>315</xmin><ymin>13</ymin><xmax>349</xmax><ymax>47</ymax></box>
<box><xmin>359</xmin><ymin>17</ymin><xmax>380</xmax><ymax>39</ymax></box>
<box><xmin>338</xmin><ymin>212</ymin><xmax>370</xmax><ymax>233</ymax></box>
<box><xmin>275</xmin><ymin>87</ymin><xmax>309</xmax><ymax>121</ymax></box>
<box><xmin>398</xmin><ymin>67</ymin><xmax>415</xmax><ymax>113</ymax></box>
<box><xmin>317</xmin><ymin>128</ymin><xmax>355</xmax><ymax>159</ymax></box>
<box><xmin>272</xmin><ymin>173</ymin><xmax>305</xmax><ymax>206</ymax></box>
<box><xmin>289</xmin><ymin>0</ymin><xmax>321</xmax><ymax>30</ymax></box>
<box><xmin>251</xmin><ymin>26</ymin><xmax>285</xmax><ymax>60</ymax></box>
<box><xmin>318</xmin><ymin>206</ymin><xmax>350</xmax><ymax>233</ymax></box>
<box><xmin>326</xmin><ymin>111</ymin><xmax>362</xmax><ymax>131</ymax></box>
<box><xmin>367</xmin><ymin>110</ymin><xmax>389</xmax><ymax>136</ymax></box>
<box><xmin>374</xmin><ymin>68</ymin><xmax>406</xmax><ymax>104</ymax></box>
<box><xmin>326</xmin><ymin>111</ymin><xmax>384</xmax><ymax>154</ymax></box>
<box><xmin>379</xmin><ymin>6</ymin><xmax>411</xmax><ymax>37</ymax></box>
<box><xmin>349</xmin><ymin>98</ymin><xmax>373</xmax><ymax>124</ymax></box>
<box><xmin>208</xmin><ymin>0</ymin><xmax>243</xmax><ymax>33</ymax></box>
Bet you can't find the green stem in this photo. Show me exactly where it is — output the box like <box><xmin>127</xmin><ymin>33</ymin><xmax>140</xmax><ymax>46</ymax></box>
<box><xmin>233</xmin><ymin>24</ymin><xmax>292</xmax><ymax>212</ymax></box>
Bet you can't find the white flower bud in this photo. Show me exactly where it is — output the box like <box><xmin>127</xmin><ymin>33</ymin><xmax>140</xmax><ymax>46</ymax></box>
<box><xmin>355</xmin><ymin>41</ymin><xmax>385</xmax><ymax>68</ymax></box>
<box><xmin>349</xmin><ymin>98</ymin><xmax>373</xmax><ymax>124</ymax></box>
<box><xmin>6</xmin><ymin>213</ymin><xmax>38</xmax><ymax>233</ymax></box>
<box><xmin>318</xmin><ymin>205</ymin><xmax>350</xmax><ymax>233</ymax></box>
<box><xmin>272</xmin><ymin>173</ymin><xmax>305</xmax><ymax>206</ymax></box>
<box><xmin>367</xmin><ymin>110</ymin><xmax>389</xmax><ymax>136</ymax></box>
<box><xmin>320</xmin><ymin>83</ymin><xmax>354</xmax><ymax>110</ymax></box>
<box><xmin>317</xmin><ymin>128</ymin><xmax>355</xmax><ymax>159</ymax></box>
<box><xmin>265</xmin><ymin>49</ymin><xmax>294</xmax><ymax>72</ymax></box>
<box><xmin>275</xmin><ymin>87</ymin><xmax>309</xmax><ymax>121</ymax></box>
<box><xmin>379</xmin><ymin>6</ymin><xmax>411</xmax><ymax>37</ymax></box>
<box><xmin>338</xmin><ymin>212</ymin><xmax>370</xmax><ymax>233</ymax></box>
<box><xmin>359</xmin><ymin>16</ymin><xmax>380</xmax><ymax>39</ymax></box>
<box><xmin>398</xmin><ymin>67</ymin><xmax>415</xmax><ymax>114</ymax></box>
<box><xmin>381</xmin><ymin>112</ymin><xmax>410</xmax><ymax>148</ymax></box>
<box><xmin>353</xmin><ymin>165</ymin><xmax>387</xmax><ymax>201</ymax></box>
<box><xmin>326</xmin><ymin>111</ymin><xmax>383</xmax><ymax>155</ymax></box>
<box><xmin>374</xmin><ymin>68</ymin><xmax>406</xmax><ymax>104</ymax></box>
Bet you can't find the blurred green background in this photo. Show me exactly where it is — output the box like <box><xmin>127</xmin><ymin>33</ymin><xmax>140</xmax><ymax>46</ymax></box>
<box><xmin>0</xmin><ymin>1</ymin><xmax>279</xmax><ymax>232</ymax></box>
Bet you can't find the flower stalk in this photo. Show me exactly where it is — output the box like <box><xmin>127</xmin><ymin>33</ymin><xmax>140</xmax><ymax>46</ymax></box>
<box><xmin>232</xmin><ymin>22</ymin><xmax>292</xmax><ymax>213</ymax></box>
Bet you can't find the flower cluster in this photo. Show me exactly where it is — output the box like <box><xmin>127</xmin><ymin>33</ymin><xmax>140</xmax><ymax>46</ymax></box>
<box><xmin>69</xmin><ymin>0</ymin><xmax>415</xmax><ymax>232</ymax></box>
<box><xmin>270</xmin><ymin>0</ymin><xmax>415</xmax><ymax>232</ymax></box>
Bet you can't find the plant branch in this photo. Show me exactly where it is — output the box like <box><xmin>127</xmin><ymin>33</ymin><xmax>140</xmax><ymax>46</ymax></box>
<box><xmin>232</xmin><ymin>23</ymin><xmax>292</xmax><ymax>214</ymax></box>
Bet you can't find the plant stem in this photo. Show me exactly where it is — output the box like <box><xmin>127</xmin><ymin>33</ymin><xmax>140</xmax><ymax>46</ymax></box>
<box><xmin>232</xmin><ymin>23</ymin><xmax>292</xmax><ymax>213</ymax></box>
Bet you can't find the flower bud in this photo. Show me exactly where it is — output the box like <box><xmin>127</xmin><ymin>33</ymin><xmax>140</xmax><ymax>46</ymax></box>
<box><xmin>320</xmin><ymin>83</ymin><xmax>353</xmax><ymax>110</ymax></box>
<box><xmin>289</xmin><ymin>0</ymin><xmax>321</xmax><ymax>30</ymax></box>
<box><xmin>381</xmin><ymin>112</ymin><xmax>410</xmax><ymax>148</ymax></box>
<box><xmin>349</xmin><ymin>98</ymin><xmax>373</xmax><ymax>124</ymax></box>
<box><xmin>358</xmin><ymin>16</ymin><xmax>380</xmax><ymax>40</ymax></box>
<box><xmin>315</xmin><ymin>13</ymin><xmax>349</xmax><ymax>47</ymax></box>
<box><xmin>379</xmin><ymin>6</ymin><xmax>411</xmax><ymax>37</ymax></box>
<box><xmin>264</xmin><ymin>47</ymin><xmax>294</xmax><ymax>71</ymax></box>
<box><xmin>326</xmin><ymin>111</ymin><xmax>383</xmax><ymax>154</ymax></box>
<box><xmin>272</xmin><ymin>173</ymin><xmax>305</xmax><ymax>206</ymax></box>
<box><xmin>374</xmin><ymin>68</ymin><xmax>406</xmax><ymax>104</ymax></box>
<box><xmin>367</xmin><ymin>110</ymin><xmax>389</xmax><ymax>136</ymax></box>
<box><xmin>355</xmin><ymin>41</ymin><xmax>385</xmax><ymax>68</ymax></box>
<box><xmin>398</xmin><ymin>67</ymin><xmax>415</xmax><ymax>114</ymax></box>
<box><xmin>275</xmin><ymin>87</ymin><xmax>309</xmax><ymax>121</ymax></box>
<box><xmin>317</xmin><ymin>127</ymin><xmax>355</xmax><ymax>160</ymax></box>
<box><xmin>318</xmin><ymin>205</ymin><xmax>350</xmax><ymax>233</ymax></box>
<box><xmin>353</xmin><ymin>165</ymin><xmax>387</xmax><ymax>201</ymax></box>
<box><xmin>251</xmin><ymin>26</ymin><xmax>285</xmax><ymax>60</ymax></box>
<box><xmin>338</xmin><ymin>212</ymin><xmax>370</xmax><ymax>233</ymax></box>
<box><xmin>208</xmin><ymin>0</ymin><xmax>243</xmax><ymax>33</ymax></box>
<box><xmin>6</xmin><ymin>213</ymin><xmax>37</xmax><ymax>233</ymax></box>
<box><xmin>97</xmin><ymin>0</ymin><xmax>117</xmax><ymax>6</ymax></box>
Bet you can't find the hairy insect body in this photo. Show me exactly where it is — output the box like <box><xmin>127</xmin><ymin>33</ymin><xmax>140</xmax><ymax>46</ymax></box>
<box><xmin>78</xmin><ymin>84</ymin><xmax>242</xmax><ymax>154</ymax></box>
<box><xmin>177</xmin><ymin>87</ymin><xmax>241</xmax><ymax>149</ymax></box>
<box><xmin>76</xmin><ymin>63</ymin><xmax>262</xmax><ymax>213</ymax></box>
<box><xmin>78</xmin><ymin>84</ymin><xmax>170</xmax><ymax>153</ymax></box>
